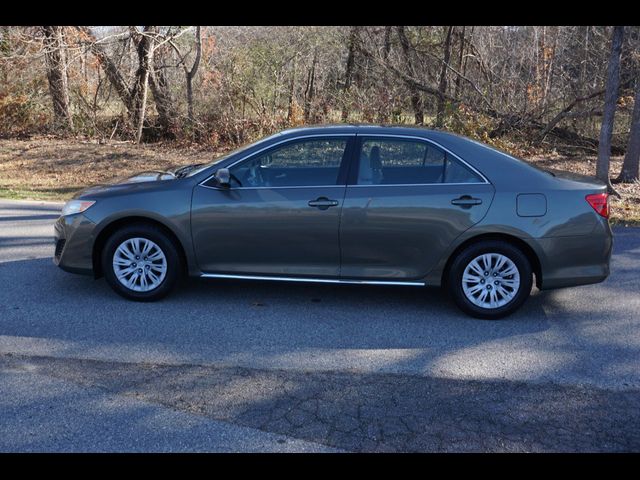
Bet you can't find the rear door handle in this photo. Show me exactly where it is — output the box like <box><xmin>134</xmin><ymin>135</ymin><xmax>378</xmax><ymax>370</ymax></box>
<box><xmin>451</xmin><ymin>195</ymin><xmax>483</xmax><ymax>208</ymax></box>
<box><xmin>308</xmin><ymin>197</ymin><xmax>339</xmax><ymax>210</ymax></box>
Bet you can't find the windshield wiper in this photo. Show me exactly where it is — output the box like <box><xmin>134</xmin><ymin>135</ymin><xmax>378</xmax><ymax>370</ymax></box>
<box><xmin>174</xmin><ymin>163</ymin><xmax>204</xmax><ymax>178</ymax></box>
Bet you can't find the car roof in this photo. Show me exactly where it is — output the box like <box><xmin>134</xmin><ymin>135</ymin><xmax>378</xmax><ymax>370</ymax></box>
<box><xmin>277</xmin><ymin>124</ymin><xmax>476</xmax><ymax>151</ymax></box>
<box><xmin>278</xmin><ymin>123</ymin><xmax>448</xmax><ymax>137</ymax></box>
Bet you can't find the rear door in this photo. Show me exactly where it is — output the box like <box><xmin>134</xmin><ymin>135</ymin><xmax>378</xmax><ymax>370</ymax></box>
<box><xmin>191</xmin><ymin>135</ymin><xmax>354</xmax><ymax>277</ymax></box>
<box><xmin>339</xmin><ymin>135</ymin><xmax>495</xmax><ymax>281</ymax></box>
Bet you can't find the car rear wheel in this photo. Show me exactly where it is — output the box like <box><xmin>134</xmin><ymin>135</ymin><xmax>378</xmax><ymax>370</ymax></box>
<box><xmin>102</xmin><ymin>224</ymin><xmax>181</xmax><ymax>301</ymax></box>
<box><xmin>447</xmin><ymin>240</ymin><xmax>533</xmax><ymax>319</ymax></box>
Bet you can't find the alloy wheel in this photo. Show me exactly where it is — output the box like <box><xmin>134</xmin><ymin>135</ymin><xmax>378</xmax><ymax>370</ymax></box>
<box><xmin>461</xmin><ymin>253</ymin><xmax>520</xmax><ymax>309</ymax></box>
<box><xmin>112</xmin><ymin>237</ymin><xmax>168</xmax><ymax>292</ymax></box>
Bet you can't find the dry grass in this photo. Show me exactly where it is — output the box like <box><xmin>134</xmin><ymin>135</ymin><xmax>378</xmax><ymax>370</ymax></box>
<box><xmin>0</xmin><ymin>137</ymin><xmax>221</xmax><ymax>201</ymax></box>
<box><xmin>527</xmin><ymin>154</ymin><xmax>640</xmax><ymax>226</ymax></box>
<box><xmin>0</xmin><ymin>137</ymin><xmax>638</xmax><ymax>225</ymax></box>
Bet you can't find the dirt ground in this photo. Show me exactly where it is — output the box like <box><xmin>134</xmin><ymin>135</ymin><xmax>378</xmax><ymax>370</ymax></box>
<box><xmin>0</xmin><ymin>137</ymin><xmax>638</xmax><ymax>225</ymax></box>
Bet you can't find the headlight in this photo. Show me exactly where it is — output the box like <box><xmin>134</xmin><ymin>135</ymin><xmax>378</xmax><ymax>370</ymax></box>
<box><xmin>61</xmin><ymin>200</ymin><xmax>96</xmax><ymax>216</ymax></box>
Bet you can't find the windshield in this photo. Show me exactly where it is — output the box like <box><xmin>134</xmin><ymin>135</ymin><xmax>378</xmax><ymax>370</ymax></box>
<box><xmin>183</xmin><ymin>133</ymin><xmax>281</xmax><ymax>178</ymax></box>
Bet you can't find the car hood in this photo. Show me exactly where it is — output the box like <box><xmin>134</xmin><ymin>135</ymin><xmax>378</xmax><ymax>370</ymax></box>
<box><xmin>73</xmin><ymin>170</ymin><xmax>176</xmax><ymax>198</ymax></box>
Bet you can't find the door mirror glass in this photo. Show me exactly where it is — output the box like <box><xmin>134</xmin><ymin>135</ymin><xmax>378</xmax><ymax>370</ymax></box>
<box><xmin>214</xmin><ymin>168</ymin><xmax>231</xmax><ymax>187</ymax></box>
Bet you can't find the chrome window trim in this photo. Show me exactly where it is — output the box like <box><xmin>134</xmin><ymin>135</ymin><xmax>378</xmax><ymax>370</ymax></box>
<box><xmin>355</xmin><ymin>133</ymin><xmax>491</xmax><ymax>186</ymax></box>
<box><xmin>348</xmin><ymin>182</ymin><xmax>488</xmax><ymax>187</ymax></box>
<box><xmin>198</xmin><ymin>133</ymin><xmax>356</xmax><ymax>189</ymax></box>
<box><xmin>197</xmin><ymin>131</ymin><xmax>491</xmax><ymax>190</ymax></box>
<box><xmin>199</xmin><ymin>185</ymin><xmax>346</xmax><ymax>191</ymax></box>
<box><xmin>200</xmin><ymin>272</ymin><xmax>424</xmax><ymax>286</ymax></box>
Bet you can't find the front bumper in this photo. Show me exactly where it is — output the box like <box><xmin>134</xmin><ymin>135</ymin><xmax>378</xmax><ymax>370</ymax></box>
<box><xmin>53</xmin><ymin>213</ymin><xmax>96</xmax><ymax>276</ymax></box>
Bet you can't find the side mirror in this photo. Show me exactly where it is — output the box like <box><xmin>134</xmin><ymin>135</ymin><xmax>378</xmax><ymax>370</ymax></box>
<box><xmin>214</xmin><ymin>168</ymin><xmax>231</xmax><ymax>188</ymax></box>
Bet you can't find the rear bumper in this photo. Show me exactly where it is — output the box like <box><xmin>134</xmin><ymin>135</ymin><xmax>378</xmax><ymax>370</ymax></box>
<box><xmin>537</xmin><ymin>220</ymin><xmax>613</xmax><ymax>290</ymax></box>
<box><xmin>53</xmin><ymin>214</ymin><xmax>96</xmax><ymax>276</ymax></box>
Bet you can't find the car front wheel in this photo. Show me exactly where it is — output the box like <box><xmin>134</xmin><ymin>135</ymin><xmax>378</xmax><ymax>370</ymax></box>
<box><xmin>447</xmin><ymin>240</ymin><xmax>533</xmax><ymax>319</ymax></box>
<box><xmin>102</xmin><ymin>224</ymin><xmax>181</xmax><ymax>301</ymax></box>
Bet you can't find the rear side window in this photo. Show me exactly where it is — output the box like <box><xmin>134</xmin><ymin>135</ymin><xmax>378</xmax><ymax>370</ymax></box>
<box><xmin>443</xmin><ymin>155</ymin><xmax>484</xmax><ymax>184</ymax></box>
<box><xmin>357</xmin><ymin>137</ymin><xmax>483</xmax><ymax>185</ymax></box>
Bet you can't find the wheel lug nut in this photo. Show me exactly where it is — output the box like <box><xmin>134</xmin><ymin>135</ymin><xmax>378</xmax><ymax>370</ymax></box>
<box><xmin>132</xmin><ymin>263</ymin><xmax>137</xmax><ymax>267</ymax></box>
<box><xmin>487</xmin><ymin>285</ymin><xmax>492</xmax><ymax>290</ymax></box>
<box><xmin>494</xmin><ymin>281</ymin><xmax>499</xmax><ymax>285</ymax></box>
<box><xmin>138</xmin><ymin>269</ymin><xmax>142</xmax><ymax>273</ymax></box>
<box><xmin>480</xmin><ymin>279</ymin><xmax>485</xmax><ymax>284</ymax></box>
<box><xmin>484</xmin><ymin>271</ymin><xmax>488</xmax><ymax>276</ymax></box>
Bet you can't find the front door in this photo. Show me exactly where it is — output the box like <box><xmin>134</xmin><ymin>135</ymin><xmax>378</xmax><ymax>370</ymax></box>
<box><xmin>191</xmin><ymin>136</ymin><xmax>354</xmax><ymax>277</ymax></box>
<box><xmin>339</xmin><ymin>136</ymin><xmax>495</xmax><ymax>280</ymax></box>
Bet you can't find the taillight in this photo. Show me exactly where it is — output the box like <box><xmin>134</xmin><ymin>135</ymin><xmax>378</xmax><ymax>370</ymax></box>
<box><xmin>585</xmin><ymin>193</ymin><xmax>609</xmax><ymax>218</ymax></box>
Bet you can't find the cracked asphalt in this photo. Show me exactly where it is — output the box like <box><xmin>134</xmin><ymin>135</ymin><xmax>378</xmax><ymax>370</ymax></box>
<box><xmin>1</xmin><ymin>199</ymin><xmax>640</xmax><ymax>452</ymax></box>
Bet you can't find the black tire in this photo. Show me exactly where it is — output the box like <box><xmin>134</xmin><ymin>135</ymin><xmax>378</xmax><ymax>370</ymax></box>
<box><xmin>447</xmin><ymin>240</ymin><xmax>533</xmax><ymax>319</ymax></box>
<box><xmin>101</xmin><ymin>223</ymin><xmax>182</xmax><ymax>302</ymax></box>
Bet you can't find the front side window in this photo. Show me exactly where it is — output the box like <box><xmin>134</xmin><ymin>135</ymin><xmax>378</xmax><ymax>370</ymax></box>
<box><xmin>357</xmin><ymin>137</ymin><xmax>483</xmax><ymax>185</ymax></box>
<box><xmin>229</xmin><ymin>138</ymin><xmax>348</xmax><ymax>188</ymax></box>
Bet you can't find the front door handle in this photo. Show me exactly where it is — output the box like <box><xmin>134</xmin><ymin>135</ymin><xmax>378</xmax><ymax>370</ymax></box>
<box><xmin>451</xmin><ymin>195</ymin><xmax>483</xmax><ymax>208</ymax></box>
<box><xmin>308</xmin><ymin>197</ymin><xmax>339</xmax><ymax>210</ymax></box>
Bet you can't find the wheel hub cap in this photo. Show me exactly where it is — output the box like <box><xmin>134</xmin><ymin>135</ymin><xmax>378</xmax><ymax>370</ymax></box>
<box><xmin>461</xmin><ymin>253</ymin><xmax>520</xmax><ymax>309</ymax></box>
<box><xmin>113</xmin><ymin>237</ymin><xmax>167</xmax><ymax>292</ymax></box>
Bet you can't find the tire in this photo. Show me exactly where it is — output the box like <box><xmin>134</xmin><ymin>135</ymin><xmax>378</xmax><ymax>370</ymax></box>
<box><xmin>447</xmin><ymin>240</ymin><xmax>533</xmax><ymax>319</ymax></box>
<box><xmin>101</xmin><ymin>223</ymin><xmax>182</xmax><ymax>302</ymax></box>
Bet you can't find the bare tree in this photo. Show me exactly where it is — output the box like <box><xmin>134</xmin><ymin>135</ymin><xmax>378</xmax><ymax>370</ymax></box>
<box><xmin>3</xmin><ymin>25</ymin><xmax>639</xmax><ymax>160</ymax></box>
<box><xmin>436</xmin><ymin>26</ymin><xmax>454</xmax><ymax>127</ymax></box>
<box><xmin>341</xmin><ymin>26</ymin><xmax>360</xmax><ymax>122</ymax></box>
<box><xmin>383</xmin><ymin>26</ymin><xmax>392</xmax><ymax>60</ymax></box>
<box><xmin>454</xmin><ymin>26</ymin><xmax>466</xmax><ymax>99</ymax></box>
<box><xmin>616</xmin><ymin>77</ymin><xmax>640</xmax><ymax>182</ymax></box>
<box><xmin>304</xmin><ymin>47</ymin><xmax>318</xmax><ymax>122</ymax></box>
<box><xmin>396</xmin><ymin>26</ymin><xmax>424</xmax><ymax>125</ymax></box>
<box><xmin>129</xmin><ymin>26</ymin><xmax>156</xmax><ymax>143</ymax></box>
<box><xmin>76</xmin><ymin>26</ymin><xmax>134</xmax><ymax>113</ymax></box>
<box><xmin>41</xmin><ymin>26</ymin><xmax>73</xmax><ymax>131</ymax></box>
<box><xmin>167</xmin><ymin>26</ymin><xmax>202</xmax><ymax>124</ymax></box>
<box><xmin>596</xmin><ymin>26</ymin><xmax>625</xmax><ymax>191</ymax></box>
<box><xmin>287</xmin><ymin>55</ymin><xmax>297</xmax><ymax>124</ymax></box>
<box><xmin>148</xmin><ymin>64</ymin><xmax>178</xmax><ymax>135</ymax></box>
<box><xmin>78</xmin><ymin>26</ymin><xmax>178</xmax><ymax>139</ymax></box>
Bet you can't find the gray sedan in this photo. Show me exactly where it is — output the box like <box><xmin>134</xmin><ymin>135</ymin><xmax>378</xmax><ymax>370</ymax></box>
<box><xmin>54</xmin><ymin>125</ymin><xmax>612</xmax><ymax>319</ymax></box>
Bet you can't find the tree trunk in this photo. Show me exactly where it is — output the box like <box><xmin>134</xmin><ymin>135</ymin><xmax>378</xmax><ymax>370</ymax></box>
<box><xmin>304</xmin><ymin>48</ymin><xmax>318</xmax><ymax>122</ymax></box>
<box><xmin>436</xmin><ymin>26</ymin><xmax>454</xmax><ymax>128</ymax></box>
<box><xmin>396</xmin><ymin>26</ymin><xmax>423</xmax><ymax>125</ymax></box>
<box><xmin>130</xmin><ymin>26</ymin><xmax>156</xmax><ymax>143</ymax></box>
<box><xmin>454</xmin><ymin>26</ymin><xmax>466</xmax><ymax>99</ymax></box>
<box><xmin>76</xmin><ymin>26</ymin><xmax>133</xmax><ymax>113</ymax></box>
<box><xmin>616</xmin><ymin>77</ymin><xmax>640</xmax><ymax>182</ymax></box>
<box><xmin>41</xmin><ymin>26</ymin><xmax>73</xmax><ymax>131</ymax></box>
<box><xmin>185</xmin><ymin>26</ymin><xmax>202</xmax><ymax>124</ymax></box>
<box><xmin>383</xmin><ymin>26</ymin><xmax>392</xmax><ymax>61</ymax></box>
<box><xmin>287</xmin><ymin>57</ymin><xmax>296</xmax><ymax>124</ymax></box>
<box><xmin>149</xmin><ymin>65</ymin><xmax>177</xmax><ymax>136</ymax></box>
<box><xmin>596</xmin><ymin>26</ymin><xmax>625</xmax><ymax>189</ymax></box>
<box><xmin>341</xmin><ymin>26</ymin><xmax>360</xmax><ymax>122</ymax></box>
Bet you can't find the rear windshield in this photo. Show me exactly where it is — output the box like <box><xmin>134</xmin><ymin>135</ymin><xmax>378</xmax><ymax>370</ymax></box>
<box><xmin>466</xmin><ymin>139</ymin><xmax>555</xmax><ymax>177</ymax></box>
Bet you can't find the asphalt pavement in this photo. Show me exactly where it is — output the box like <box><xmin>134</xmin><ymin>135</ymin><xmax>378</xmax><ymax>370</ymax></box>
<box><xmin>1</xmin><ymin>199</ymin><xmax>639</xmax><ymax>452</ymax></box>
